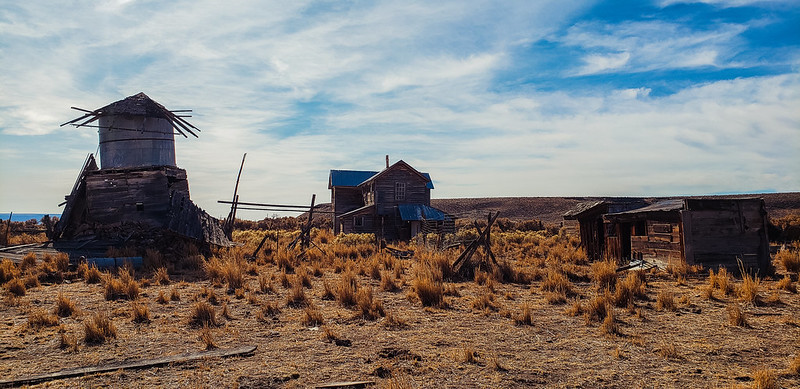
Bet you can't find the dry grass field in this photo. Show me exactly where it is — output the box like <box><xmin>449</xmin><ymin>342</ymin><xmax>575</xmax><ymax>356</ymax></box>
<box><xmin>2</xmin><ymin>226</ymin><xmax>800</xmax><ymax>388</ymax></box>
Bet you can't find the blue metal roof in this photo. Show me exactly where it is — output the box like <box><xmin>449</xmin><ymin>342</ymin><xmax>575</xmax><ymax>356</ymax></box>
<box><xmin>329</xmin><ymin>169</ymin><xmax>434</xmax><ymax>189</ymax></box>
<box><xmin>329</xmin><ymin>170</ymin><xmax>378</xmax><ymax>188</ymax></box>
<box><xmin>397</xmin><ymin>204</ymin><xmax>449</xmax><ymax>221</ymax></box>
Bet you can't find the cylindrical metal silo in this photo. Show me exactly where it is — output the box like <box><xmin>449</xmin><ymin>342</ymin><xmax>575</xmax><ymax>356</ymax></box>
<box><xmin>97</xmin><ymin>93</ymin><xmax>177</xmax><ymax>169</ymax></box>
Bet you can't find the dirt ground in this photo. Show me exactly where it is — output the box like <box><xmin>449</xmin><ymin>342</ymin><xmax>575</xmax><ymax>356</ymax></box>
<box><xmin>1</xmin><ymin>237</ymin><xmax>799</xmax><ymax>388</ymax></box>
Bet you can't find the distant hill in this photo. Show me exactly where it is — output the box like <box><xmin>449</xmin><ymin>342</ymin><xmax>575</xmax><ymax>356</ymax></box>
<box><xmin>431</xmin><ymin>193</ymin><xmax>800</xmax><ymax>225</ymax></box>
<box><xmin>309</xmin><ymin>193</ymin><xmax>800</xmax><ymax>225</ymax></box>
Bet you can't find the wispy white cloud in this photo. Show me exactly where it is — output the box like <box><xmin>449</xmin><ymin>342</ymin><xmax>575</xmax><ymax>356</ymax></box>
<box><xmin>0</xmin><ymin>0</ymin><xmax>797</xmax><ymax>215</ymax></box>
<box><xmin>561</xmin><ymin>20</ymin><xmax>746</xmax><ymax>75</ymax></box>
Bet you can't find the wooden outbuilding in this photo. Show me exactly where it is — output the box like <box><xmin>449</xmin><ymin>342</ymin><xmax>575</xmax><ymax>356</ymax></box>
<box><xmin>328</xmin><ymin>158</ymin><xmax>454</xmax><ymax>241</ymax></box>
<box><xmin>562</xmin><ymin>199</ymin><xmax>647</xmax><ymax>261</ymax></box>
<box><xmin>602</xmin><ymin>198</ymin><xmax>770</xmax><ymax>273</ymax></box>
<box><xmin>54</xmin><ymin>93</ymin><xmax>231</xmax><ymax>248</ymax></box>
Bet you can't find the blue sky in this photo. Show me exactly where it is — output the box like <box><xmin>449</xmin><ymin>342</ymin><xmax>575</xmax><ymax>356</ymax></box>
<box><xmin>1</xmin><ymin>0</ymin><xmax>798</xmax><ymax>218</ymax></box>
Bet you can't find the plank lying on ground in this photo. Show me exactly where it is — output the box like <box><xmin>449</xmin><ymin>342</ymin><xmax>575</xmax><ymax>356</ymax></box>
<box><xmin>315</xmin><ymin>381</ymin><xmax>375</xmax><ymax>389</ymax></box>
<box><xmin>0</xmin><ymin>345</ymin><xmax>257</xmax><ymax>388</ymax></box>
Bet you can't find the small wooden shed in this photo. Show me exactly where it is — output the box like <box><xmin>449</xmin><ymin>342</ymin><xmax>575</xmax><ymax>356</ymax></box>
<box><xmin>562</xmin><ymin>199</ymin><xmax>647</xmax><ymax>261</ymax></box>
<box><xmin>603</xmin><ymin>198</ymin><xmax>770</xmax><ymax>273</ymax></box>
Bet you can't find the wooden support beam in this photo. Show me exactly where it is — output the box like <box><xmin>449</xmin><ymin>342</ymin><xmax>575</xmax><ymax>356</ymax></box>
<box><xmin>0</xmin><ymin>345</ymin><xmax>256</xmax><ymax>388</ymax></box>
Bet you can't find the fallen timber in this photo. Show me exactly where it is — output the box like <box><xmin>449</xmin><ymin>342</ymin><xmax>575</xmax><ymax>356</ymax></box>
<box><xmin>0</xmin><ymin>345</ymin><xmax>257</xmax><ymax>388</ymax></box>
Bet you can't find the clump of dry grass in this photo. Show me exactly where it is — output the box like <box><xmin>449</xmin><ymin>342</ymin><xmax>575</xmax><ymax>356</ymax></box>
<box><xmin>565</xmin><ymin>299</ymin><xmax>583</xmax><ymax>316</ymax></box>
<box><xmin>153</xmin><ymin>267</ymin><xmax>170</xmax><ymax>285</ymax></box>
<box><xmin>170</xmin><ymin>287</ymin><xmax>181</xmax><ymax>301</ymax></box>
<box><xmin>6</xmin><ymin>277</ymin><xmax>26</xmax><ymax>296</ymax></box>
<box><xmin>84</xmin><ymin>264</ymin><xmax>102</xmax><ymax>284</ymax></box>
<box><xmin>727</xmin><ymin>303</ymin><xmax>749</xmax><ymax>327</ymax></box>
<box><xmin>739</xmin><ymin>268</ymin><xmax>762</xmax><ymax>305</ymax></box>
<box><xmin>302</xmin><ymin>304</ymin><xmax>325</xmax><ymax>326</ymax></box>
<box><xmin>287</xmin><ymin>278</ymin><xmax>309</xmax><ymax>308</ymax></box>
<box><xmin>777</xmin><ymin>275</ymin><xmax>796</xmax><ymax>293</ymax></box>
<box><xmin>382</xmin><ymin>311</ymin><xmax>407</xmax><ymax>329</ymax></box>
<box><xmin>583</xmin><ymin>293</ymin><xmax>612</xmax><ymax>323</ymax></box>
<box><xmin>590</xmin><ymin>260</ymin><xmax>618</xmax><ymax>291</ymax></box>
<box><xmin>28</xmin><ymin>309</ymin><xmax>59</xmax><ymax>328</ymax></box>
<box><xmin>381</xmin><ymin>271</ymin><xmax>399</xmax><ymax>292</ymax></box>
<box><xmin>20</xmin><ymin>252</ymin><xmax>37</xmax><ymax>271</ymax></box>
<box><xmin>55</xmin><ymin>292</ymin><xmax>76</xmax><ymax>317</ymax></box>
<box><xmin>104</xmin><ymin>269</ymin><xmax>140</xmax><ymax>300</ymax></box>
<box><xmin>59</xmin><ymin>331</ymin><xmax>78</xmax><ymax>352</ymax></box>
<box><xmin>223</xmin><ymin>259</ymin><xmax>246</xmax><ymax>292</ymax></box>
<box><xmin>514</xmin><ymin>302</ymin><xmax>533</xmax><ymax>325</ymax></box>
<box><xmin>708</xmin><ymin>268</ymin><xmax>733</xmax><ymax>296</ymax></box>
<box><xmin>414</xmin><ymin>265</ymin><xmax>444</xmax><ymax>308</ymax></box>
<box><xmin>156</xmin><ymin>290</ymin><xmax>168</xmax><ymax>304</ymax></box>
<box><xmin>0</xmin><ymin>259</ymin><xmax>20</xmax><ymax>282</ymax></box>
<box><xmin>775</xmin><ymin>247</ymin><xmax>800</xmax><ymax>274</ymax></box>
<box><xmin>199</xmin><ymin>325</ymin><xmax>216</xmax><ymax>350</ymax></box>
<box><xmin>461</xmin><ymin>346</ymin><xmax>479</xmax><ymax>364</ymax></box>
<box><xmin>84</xmin><ymin>312</ymin><xmax>116</xmax><ymax>345</ymax></box>
<box><xmin>296</xmin><ymin>266</ymin><xmax>312</xmax><ymax>288</ymax></box>
<box><xmin>789</xmin><ymin>354</ymin><xmax>800</xmax><ymax>376</ymax></box>
<box><xmin>657</xmin><ymin>342</ymin><xmax>680</xmax><ymax>359</ymax></box>
<box><xmin>337</xmin><ymin>271</ymin><xmax>360</xmax><ymax>307</ymax></box>
<box><xmin>656</xmin><ymin>291</ymin><xmax>677</xmax><ymax>312</ymax></box>
<box><xmin>259</xmin><ymin>273</ymin><xmax>275</xmax><ymax>294</ymax></box>
<box><xmin>257</xmin><ymin>301</ymin><xmax>281</xmax><ymax>322</ymax></box>
<box><xmin>600</xmin><ymin>307</ymin><xmax>619</xmax><ymax>335</ymax></box>
<box><xmin>191</xmin><ymin>301</ymin><xmax>217</xmax><ymax>327</ymax></box>
<box><xmin>540</xmin><ymin>268</ymin><xmax>574</xmax><ymax>296</ymax></box>
<box><xmin>131</xmin><ymin>301</ymin><xmax>150</xmax><ymax>323</ymax></box>
<box><xmin>356</xmin><ymin>287</ymin><xmax>385</xmax><ymax>320</ymax></box>
<box><xmin>751</xmin><ymin>368</ymin><xmax>777</xmax><ymax>389</ymax></box>
<box><xmin>471</xmin><ymin>291</ymin><xmax>498</xmax><ymax>312</ymax></box>
<box><xmin>614</xmin><ymin>271</ymin><xmax>647</xmax><ymax>307</ymax></box>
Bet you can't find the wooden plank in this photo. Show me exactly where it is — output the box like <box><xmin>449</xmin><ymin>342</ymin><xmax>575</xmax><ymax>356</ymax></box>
<box><xmin>315</xmin><ymin>381</ymin><xmax>375</xmax><ymax>389</ymax></box>
<box><xmin>0</xmin><ymin>345</ymin><xmax>256</xmax><ymax>388</ymax></box>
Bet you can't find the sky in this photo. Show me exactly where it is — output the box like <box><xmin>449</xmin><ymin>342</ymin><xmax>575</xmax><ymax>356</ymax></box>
<box><xmin>1</xmin><ymin>0</ymin><xmax>798</xmax><ymax>219</ymax></box>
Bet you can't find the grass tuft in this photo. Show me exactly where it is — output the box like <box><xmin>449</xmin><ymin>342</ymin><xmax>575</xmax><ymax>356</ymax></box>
<box><xmin>191</xmin><ymin>301</ymin><xmax>217</xmax><ymax>327</ymax></box>
<box><xmin>514</xmin><ymin>302</ymin><xmax>533</xmax><ymax>325</ymax></box>
<box><xmin>28</xmin><ymin>309</ymin><xmax>59</xmax><ymax>328</ymax></box>
<box><xmin>84</xmin><ymin>312</ymin><xmax>117</xmax><ymax>345</ymax></box>
<box><xmin>302</xmin><ymin>304</ymin><xmax>325</xmax><ymax>326</ymax></box>
<box><xmin>656</xmin><ymin>291</ymin><xmax>677</xmax><ymax>312</ymax></box>
<box><xmin>590</xmin><ymin>260</ymin><xmax>618</xmax><ymax>291</ymax></box>
<box><xmin>6</xmin><ymin>277</ymin><xmax>26</xmax><ymax>296</ymax></box>
<box><xmin>55</xmin><ymin>292</ymin><xmax>76</xmax><ymax>317</ymax></box>
<box><xmin>727</xmin><ymin>303</ymin><xmax>749</xmax><ymax>327</ymax></box>
<box><xmin>131</xmin><ymin>301</ymin><xmax>150</xmax><ymax>323</ymax></box>
<box><xmin>751</xmin><ymin>368</ymin><xmax>777</xmax><ymax>389</ymax></box>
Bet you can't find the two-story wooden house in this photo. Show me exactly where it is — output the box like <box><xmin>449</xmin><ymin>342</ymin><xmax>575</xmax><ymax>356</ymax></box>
<box><xmin>328</xmin><ymin>159</ymin><xmax>453</xmax><ymax>241</ymax></box>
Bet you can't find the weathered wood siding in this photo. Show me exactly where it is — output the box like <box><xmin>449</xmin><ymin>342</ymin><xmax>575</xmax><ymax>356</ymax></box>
<box><xmin>681</xmin><ymin>199</ymin><xmax>769</xmax><ymax>273</ymax></box>
<box><xmin>84</xmin><ymin>167</ymin><xmax>189</xmax><ymax>226</ymax></box>
<box><xmin>630</xmin><ymin>221</ymin><xmax>683</xmax><ymax>260</ymax></box>
<box><xmin>332</xmin><ymin>187</ymin><xmax>364</xmax><ymax>234</ymax></box>
<box><xmin>372</xmin><ymin>165</ymin><xmax>430</xmax><ymax>215</ymax></box>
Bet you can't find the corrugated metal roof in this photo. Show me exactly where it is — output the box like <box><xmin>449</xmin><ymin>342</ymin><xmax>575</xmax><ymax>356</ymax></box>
<box><xmin>563</xmin><ymin>201</ymin><xmax>606</xmax><ymax>219</ymax></box>
<box><xmin>329</xmin><ymin>170</ymin><xmax>378</xmax><ymax>188</ymax></box>
<box><xmin>329</xmin><ymin>168</ymin><xmax>434</xmax><ymax>189</ymax></box>
<box><xmin>398</xmin><ymin>204</ymin><xmax>449</xmax><ymax>221</ymax></box>
<box><xmin>606</xmin><ymin>199</ymin><xmax>684</xmax><ymax>217</ymax></box>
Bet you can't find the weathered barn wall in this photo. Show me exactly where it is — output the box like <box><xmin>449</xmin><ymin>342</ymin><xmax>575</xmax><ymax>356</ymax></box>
<box><xmin>681</xmin><ymin>198</ymin><xmax>770</xmax><ymax>272</ymax></box>
<box><xmin>370</xmin><ymin>164</ymin><xmax>430</xmax><ymax>215</ymax></box>
<box><xmin>332</xmin><ymin>187</ymin><xmax>364</xmax><ymax>234</ymax></box>
<box><xmin>630</xmin><ymin>221</ymin><xmax>683</xmax><ymax>260</ymax></box>
<box><xmin>84</xmin><ymin>166</ymin><xmax>189</xmax><ymax>226</ymax></box>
